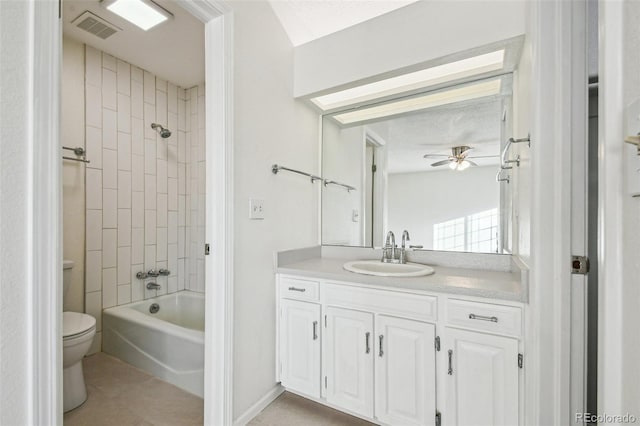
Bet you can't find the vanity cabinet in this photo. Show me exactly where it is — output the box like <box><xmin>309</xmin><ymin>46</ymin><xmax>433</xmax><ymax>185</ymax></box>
<box><xmin>279</xmin><ymin>298</ymin><xmax>321</xmax><ymax>398</ymax></box>
<box><xmin>442</xmin><ymin>328</ymin><xmax>519</xmax><ymax>426</ymax></box>
<box><xmin>276</xmin><ymin>274</ymin><xmax>524</xmax><ymax>426</ymax></box>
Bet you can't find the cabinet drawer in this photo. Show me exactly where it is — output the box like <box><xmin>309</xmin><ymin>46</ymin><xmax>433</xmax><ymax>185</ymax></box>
<box><xmin>323</xmin><ymin>283</ymin><xmax>437</xmax><ymax>322</ymax></box>
<box><xmin>446</xmin><ymin>299</ymin><xmax>522</xmax><ymax>337</ymax></box>
<box><xmin>280</xmin><ymin>277</ymin><xmax>320</xmax><ymax>302</ymax></box>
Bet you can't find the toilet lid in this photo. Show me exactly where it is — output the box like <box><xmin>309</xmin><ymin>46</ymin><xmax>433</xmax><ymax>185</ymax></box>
<box><xmin>63</xmin><ymin>312</ymin><xmax>96</xmax><ymax>338</ymax></box>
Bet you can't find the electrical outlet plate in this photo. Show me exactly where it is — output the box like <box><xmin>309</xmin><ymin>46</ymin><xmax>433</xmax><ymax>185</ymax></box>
<box><xmin>249</xmin><ymin>198</ymin><xmax>265</xmax><ymax>219</ymax></box>
<box><xmin>624</xmin><ymin>99</ymin><xmax>640</xmax><ymax>196</ymax></box>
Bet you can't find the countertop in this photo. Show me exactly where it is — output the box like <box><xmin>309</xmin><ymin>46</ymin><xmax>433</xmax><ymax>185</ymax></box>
<box><xmin>277</xmin><ymin>257</ymin><xmax>527</xmax><ymax>303</ymax></box>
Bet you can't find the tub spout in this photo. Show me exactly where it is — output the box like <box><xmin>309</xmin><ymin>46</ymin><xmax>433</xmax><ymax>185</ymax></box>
<box><xmin>146</xmin><ymin>282</ymin><xmax>161</xmax><ymax>290</ymax></box>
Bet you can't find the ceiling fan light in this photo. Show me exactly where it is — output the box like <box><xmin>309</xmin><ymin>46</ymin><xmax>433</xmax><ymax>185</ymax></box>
<box><xmin>458</xmin><ymin>160</ymin><xmax>471</xmax><ymax>171</ymax></box>
<box><xmin>449</xmin><ymin>161</ymin><xmax>458</xmax><ymax>170</ymax></box>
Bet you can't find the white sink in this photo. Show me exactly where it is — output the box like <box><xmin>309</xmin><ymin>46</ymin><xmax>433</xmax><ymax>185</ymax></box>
<box><xmin>343</xmin><ymin>260</ymin><xmax>435</xmax><ymax>277</ymax></box>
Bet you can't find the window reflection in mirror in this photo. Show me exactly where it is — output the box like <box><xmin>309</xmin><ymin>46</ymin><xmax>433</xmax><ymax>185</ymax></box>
<box><xmin>321</xmin><ymin>75</ymin><xmax>515</xmax><ymax>254</ymax></box>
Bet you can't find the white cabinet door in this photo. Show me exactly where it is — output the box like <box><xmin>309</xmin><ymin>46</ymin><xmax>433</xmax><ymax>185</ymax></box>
<box><xmin>375</xmin><ymin>315</ymin><xmax>436</xmax><ymax>426</ymax></box>
<box><xmin>443</xmin><ymin>327</ymin><xmax>519</xmax><ymax>426</ymax></box>
<box><xmin>280</xmin><ymin>299</ymin><xmax>321</xmax><ymax>398</ymax></box>
<box><xmin>325</xmin><ymin>306</ymin><xmax>374</xmax><ymax>418</ymax></box>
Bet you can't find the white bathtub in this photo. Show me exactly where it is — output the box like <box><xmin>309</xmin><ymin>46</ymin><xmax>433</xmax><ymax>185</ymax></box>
<box><xmin>103</xmin><ymin>291</ymin><xmax>204</xmax><ymax>397</ymax></box>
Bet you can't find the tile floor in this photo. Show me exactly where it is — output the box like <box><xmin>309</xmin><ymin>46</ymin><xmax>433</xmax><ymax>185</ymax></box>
<box><xmin>65</xmin><ymin>352</ymin><xmax>373</xmax><ymax>426</ymax></box>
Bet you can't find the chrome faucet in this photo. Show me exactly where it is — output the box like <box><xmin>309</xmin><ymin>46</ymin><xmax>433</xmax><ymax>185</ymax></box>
<box><xmin>146</xmin><ymin>282</ymin><xmax>161</xmax><ymax>290</ymax></box>
<box><xmin>382</xmin><ymin>231</ymin><xmax>398</xmax><ymax>263</ymax></box>
<box><xmin>400</xmin><ymin>230</ymin><xmax>410</xmax><ymax>264</ymax></box>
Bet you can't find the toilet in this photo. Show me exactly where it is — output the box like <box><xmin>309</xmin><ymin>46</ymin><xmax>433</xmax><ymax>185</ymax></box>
<box><xmin>63</xmin><ymin>260</ymin><xmax>96</xmax><ymax>412</ymax></box>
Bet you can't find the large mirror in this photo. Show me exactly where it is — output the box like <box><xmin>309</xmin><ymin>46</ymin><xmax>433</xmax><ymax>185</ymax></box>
<box><xmin>321</xmin><ymin>75</ymin><xmax>515</xmax><ymax>254</ymax></box>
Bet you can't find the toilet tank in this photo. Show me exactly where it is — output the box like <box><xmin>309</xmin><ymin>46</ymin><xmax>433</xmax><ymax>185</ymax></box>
<box><xmin>63</xmin><ymin>260</ymin><xmax>74</xmax><ymax>296</ymax></box>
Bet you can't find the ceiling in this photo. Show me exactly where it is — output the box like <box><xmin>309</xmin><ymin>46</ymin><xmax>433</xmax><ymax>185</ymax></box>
<box><xmin>268</xmin><ymin>0</ymin><xmax>420</xmax><ymax>47</ymax></box>
<box><xmin>367</xmin><ymin>97</ymin><xmax>503</xmax><ymax>174</ymax></box>
<box><xmin>62</xmin><ymin>0</ymin><xmax>204</xmax><ymax>88</ymax></box>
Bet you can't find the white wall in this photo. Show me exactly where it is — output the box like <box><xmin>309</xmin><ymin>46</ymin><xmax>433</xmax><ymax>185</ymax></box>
<box><xmin>81</xmin><ymin>44</ymin><xmax>205</xmax><ymax>353</ymax></box>
<box><xmin>230</xmin><ymin>1</ymin><xmax>320</xmax><ymax>420</ymax></box>
<box><xmin>322</xmin><ymin>120</ymin><xmax>365</xmax><ymax>245</ymax></box>
<box><xmin>62</xmin><ymin>36</ymin><xmax>86</xmax><ymax>313</ymax></box>
<box><xmin>387</xmin><ymin>167</ymin><xmax>499</xmax><ymax>249</ymax></box>
<box><xmin>294</xmin><ymin>0</ymin><xmax>526</xmax><ymax>97</ymax></box>
<box><xmin>621</xmin><ymin>0</ymin><xmax>640</xmax><ymax>414</ymax></box>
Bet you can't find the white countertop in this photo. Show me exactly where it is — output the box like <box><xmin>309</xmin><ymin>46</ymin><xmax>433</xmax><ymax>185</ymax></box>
<box><xmin>277</xmin><ymin>257</ymin><xmax>527</xmax><ymax>302</ymax></box>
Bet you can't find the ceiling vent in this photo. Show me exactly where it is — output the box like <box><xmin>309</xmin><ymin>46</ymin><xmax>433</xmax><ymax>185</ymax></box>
<box><xmin>72</xmin><ymin>11</ymin><xmax>121</xmax><ymax>40</ymax></box>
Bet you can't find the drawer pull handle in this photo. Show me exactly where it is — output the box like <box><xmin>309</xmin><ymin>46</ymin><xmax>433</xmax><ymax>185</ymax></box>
<box><xmin>379</xmin><ymin>335</ymin><xmax>384</xmax><ymax>357</ymax></box>
<box><xmin>288</xmin><ymin>286</ymin><xmax>306</xmax><ymax>292</ymax></box>
<box><xmin>448</xmin><ymin>350</ymin><xmax>453</xmax><ymax>375</ymax></box>
<box><xmin>365</xmin><ymin>332</ymin><xmax>371</xmax><ymax>354</ymax></box>
<box><xmin>313</xmin><ymin>321</ymin><xmax>318</xmax><ymax>340</ymax></box>
<box><xmin>469</xmin><ymin>313</ymin><xmax>498</xmax><ymax>323</ymax></box>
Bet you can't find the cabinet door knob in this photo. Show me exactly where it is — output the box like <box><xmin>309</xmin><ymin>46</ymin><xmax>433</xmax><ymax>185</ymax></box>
<box><xmin>448</xmin><ymin>350</ymin><xmax>453</xmax><ymax>375</ymax></box>
<box><xmin>312</xmin><ymin>321</ymin><xmax>318</xmax><ymax>340</ymax></box>
<box><xmin>469</xmin><ymin>313</ymin><xmax>499</xmax><ymax>322</ymax></box>
<box><xmin>379</xmin><ymin>335</ymin><xmax>384</xmax><ymax>357</ymax></box>
<box><xmin>288</xmin><ymin>286</ymin><xmax>306</xmax><ymax>292</ymax></box>
<box><xmin>365</xmin><ymin>332</ymin><xmax>371</xmax><ymax>354</ymax></box>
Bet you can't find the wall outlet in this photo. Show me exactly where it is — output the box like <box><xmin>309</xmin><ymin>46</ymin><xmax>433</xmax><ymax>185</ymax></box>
<box><xmin>352</xmin><ymin>209</ymin><xmax>359</xmax><ymax>222</ymax></box>
<box><xmin>249</xmin><ymin>198</ymin><xmax>265</xmax><ymax>220</ymax></box>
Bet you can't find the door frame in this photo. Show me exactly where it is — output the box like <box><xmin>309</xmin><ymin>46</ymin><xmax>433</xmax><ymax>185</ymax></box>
<box><xmin>23</xmin><ymin>0</ymin><xmax>235</xmax><ymax>424</ymax></box>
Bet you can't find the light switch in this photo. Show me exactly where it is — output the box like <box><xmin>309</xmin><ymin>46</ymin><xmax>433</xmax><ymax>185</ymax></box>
<box><xmin>249</xmin><ymin>199</ymin><xmax>265</xmax><ymax>220</ymax></box>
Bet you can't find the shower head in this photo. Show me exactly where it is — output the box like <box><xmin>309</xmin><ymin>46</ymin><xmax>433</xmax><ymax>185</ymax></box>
<box><xmin>151</xmin><ymin>123</ymin><xmax>172</xmax><ymax>138</ymax></box>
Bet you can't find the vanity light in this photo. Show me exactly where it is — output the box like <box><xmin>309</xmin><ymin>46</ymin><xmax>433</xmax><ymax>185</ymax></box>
<box><xmin>311</xmin><ymin>50</ymin><xmax>504</xmax><ymax>111</ymax></box>
<box><xmin>333</xmin><ymin>79</ymin><xmax>501</xmax><ymax>125</ymax></box>
<box><xmin>102</xmin><ymin>0</ymin><xmax>172</xmax><ymax>31</ymax></box>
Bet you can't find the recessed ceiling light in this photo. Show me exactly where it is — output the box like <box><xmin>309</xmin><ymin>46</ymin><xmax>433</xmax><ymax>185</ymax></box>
<box><xmin>311</xmin><ymin>50</ymin><xmax>504</xmax><ymax>111</ymax></box>
<box><xmin>102</xmin><ymin>0</ymin><xmax>172</xmax><ymax>31</ymax></box>
<box><xmin>332</xmin><ymin>79</ymin><xmax>501</xmax><ymax>125</ymax></box>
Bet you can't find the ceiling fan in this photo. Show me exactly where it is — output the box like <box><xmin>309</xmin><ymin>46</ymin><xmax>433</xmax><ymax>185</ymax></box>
<box><xmin>423</xmin><ymin>145</ymin><xmax>497</xmax><ymax>171</ymax></box>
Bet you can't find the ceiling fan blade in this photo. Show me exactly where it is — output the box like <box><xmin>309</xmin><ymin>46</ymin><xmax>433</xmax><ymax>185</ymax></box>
<box><xmin>423</xmin><ymin>154</ymin><xmax>451</xmax><ymax>158</ymax></box>
<box><xmin>431</xmin><ymin>159</ymin><xmax>453</xmax><ymax>167</ymax></box>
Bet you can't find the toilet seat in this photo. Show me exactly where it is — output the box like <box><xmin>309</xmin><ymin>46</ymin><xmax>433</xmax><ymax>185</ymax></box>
<box><xmin>63</xmin><ymin>312</ymin><xmax>96</xmax><ymax>340</ymax></box>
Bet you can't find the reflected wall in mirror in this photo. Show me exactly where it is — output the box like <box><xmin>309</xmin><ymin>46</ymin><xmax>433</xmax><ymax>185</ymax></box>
<box><xmin>321</xmin><ymin>75</ymin><xmax>516</xmax><ymax>254</ymax></box>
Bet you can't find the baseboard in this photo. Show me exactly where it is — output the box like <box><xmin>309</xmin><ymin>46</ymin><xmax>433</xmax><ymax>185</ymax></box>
<box><xmin>233</xmin><ymin>385</ymin><xmax>284</xmax><ymax>426</ymax></box>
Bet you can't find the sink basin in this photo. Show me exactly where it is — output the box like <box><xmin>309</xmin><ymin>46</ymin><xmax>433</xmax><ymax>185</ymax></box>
<box><xmin>343</xmin><ymin>260</ymin><xmax>435</xmax><ymax>277</ymax></box>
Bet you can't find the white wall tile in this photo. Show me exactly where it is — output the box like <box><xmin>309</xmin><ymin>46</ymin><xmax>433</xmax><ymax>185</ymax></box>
<box><xmin>144</xmin><ymin>103</ymin><xmax>155</xmax><ymax>140</ymax></box>
<box><xmin>167</xmin><ymin>145</ymin><xmax>178</xmax><ymax>178</ymax></box>
<box><xmin>85</xmin><ymin>291</ymin><xmax>102</xmax><ymax>331</ymax></box>
<box><xmin>132</xmin><ymin>193</ymin><xmax>144</xmax><ymax>228</ymax></box>
<box><xmin>131</xmin><ymin>118</ymin><xmax>144</xmax><ymax>156</ymax></box>
<box><xmin>145</xmin><ymin>175</ymin><xmax>156</xmax><ymax>209</ymax></box>
<box><xmin>167</xmin><ymin>277</ymin><xmax>177</xmax><ymax>294</ymax></box>
<box><xmin>177</xmin><ymin>258</ymin><xmax>185</xmax><ymax>291</ymax></box>
<box><xmin>86</xmin><ymin>169</ymin><xmax>102</xmax><ymax>210</ymax></box>
<box><xmin>131</xmin><ymin>156</ymin><xmax>144</xmax><ymax>191</ymax></box>
<box><xmin>168</xmin><ymin>179</ymin><xmax>177</xmax><ymax>211</ymax></box>
<box><xmin>144</xmin><ymin>245</ymin><xmax>156</xmax><ymax>270</ymax></box>
<box><xmin>102</xmin><ymin>229</ymin><xmax>117</xmax><ymax>268</ymax></box>
<box><xmin>118</xmin><ymin>133</ymin><xmax>132</xmax><ymax>173</ymax></box>
<box><xmin>132</xmin><ymin>228</ymin><xmax>144</xmax><ymax>265</ymax></box>
<box><xmin>178</xmin><ymin>165</ymin><xmax>186</xmax><ymax>194</ymax></box>
<box><xmin>156</xmin><ymin>78</ymin><xmax>167</xmax><ymax>92</ymax></box>
<box><xmin>178</xmin><ymin>196</ymin><xmax>186</xmax><ymax>226</ymax></box>
<box><xmin>117</xmin><ymin>209</ymin><xmax>131</xmax><ymax>247</ymax></box>
<box><xmin>197</xmin><ymin>259</ymin><xmax>205</xmax><ymax>293</ymax></box>
<box><xmin>157</xmin><ymin>160</ymin><xmax>167</xmax><ymax>193</ymax></box>
<box><xmin>117</xmin><ymin>94</ymin><xmax>131</xmax><ymax>133</ymax></box>
<box><xmin>131</xmin><ymin>66</ymin><xmax>143</xmax><ymax>83</ymax></box>
<box><xmin>144</xmin><ymin>140</ymin><xmax>156</xmax><ymax>174</ymax></box>
<box><xmin>168</xmin><ymin>84</ymin><xmax>177</xmax><ymax>113</ymax></box>
<box><xmin>86</xmin><ymin>85</ymin><xmax>102</xmax><ymax>128</ymax></box>
<box><xmin>102</xmin><ymin>267</ymin><xmax>117</xmax><ymax>308</ymax></box>
<box><xmin>86</xmin><ymin>210</ymin><xmax>103</xmax><ymax>251</ymax></box>
<box><xmin>85</xmin><ymin>250</ymin><xmax>102</xmax><ymax>293</ymax></box>
<box><xmin>103</xmin><ymin>149</ymin><xmax>117</xmax><ymax>189</ymax></box>
<box><xmin>102</xmin><ymin>109</ymin><xmax>117</xmax><ymax>150</ymax></box>
<box><xmin>178</xmin><ymin>227</ymin><xmax>185</xmax><ymax>258</ymax></box>
<box><xmin>145</xmin><ymin>210</ymin><xmax>156</xmax><ymax>245</ymax></box>
<box><xmin>131</xmin><ymin>81</ymin><xmax>143</xmax><ymax>120</ymax></box>
<box><xmin>156</xmin><ymin>138</ymin><xmax>167</xmax><ymax>161</ymax></box>
<box><xmin>102</xmin><ymin>53</ymin><xmax>116</xmax><ymax>71</ymax></box>
<box><xmin>117</xmin><ymin>247</ymin><xmax>131</xmax><ymax>285</ymax></box>
<box><xmin>168</xmin><ymin>212</ymin><xmax>178</xmax><ymax>245</ymax></box>
<box><xmin>103</xmin><ymin>189</ymin><xmax>117</xmax><ymax>228</ymax></box>
<box><xmin>102</xmin><ymin>69</ymin><xmax>117</xmax><ymax>110</ymax></box>
<box><xmin>178</xmin><ymin>100</ymin><xmax>186</xmax><ymax>131</ymax></box>
<box><xmin>85</xmin><ymin>46</ymin><xmax>102</xmax><ymax>86</ymax></box>
<box><xmin>117</xmin><ymin>171</ymin><xmax>131</xmax><ymax>209</ymax></box>
<box><xmin>131</xmin><ymin>265</ymin><xmax>144</xmax><ymax>301</ymax></box>
<box><xmin>143</xmin><ymin>71</ymin><xmax>155</xmax><ymax>104</ymax></box>
<box><xmin>116</xmin><ymin>60</ymin><xmax>130</xmax><ymax>96</ymax></box>
<box><xmin>157</xmin><ymin>194</ymin><xmax>168</xmax><ymax>227</ymax></box>
<box><xmin>168</xmin><ymin>244</ymin><xmax>177</xmax><ymax>275</ymax></box>
<box><xmin>156</xmin><ymin>228</ymin><xmax>167</xmax><ymax>261</ymax></box>
<box><xmin>117</xmin><ymin>284</ymin><xmax>131</xmax><ymax>305</ymax></box>
<box><xmin>168</xmin><ymin>113</ymin><xmax>177</xmax><ymax>142</ymax></box>
<box><xmin>86</xmin><ymin>126</ymin><xmax>102</xmax><ymax>169</ymax></box>
<box><xmin>156</xmin><ymin>90</ymin><xmax>167</xmax><ymax>127</ymax></box>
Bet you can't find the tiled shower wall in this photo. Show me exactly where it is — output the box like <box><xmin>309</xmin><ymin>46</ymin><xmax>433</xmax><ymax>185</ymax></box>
<box><xmin>84</xmin><ymin>46</ymin><xmax>206</xmax><ymax>353</ymax></box>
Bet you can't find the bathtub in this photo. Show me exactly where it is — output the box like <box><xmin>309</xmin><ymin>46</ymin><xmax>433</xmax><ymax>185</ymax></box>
<box><xmin>103</xmin><ymin>291</ymin><xmax>204</xmax><ymax>397</ymax></box>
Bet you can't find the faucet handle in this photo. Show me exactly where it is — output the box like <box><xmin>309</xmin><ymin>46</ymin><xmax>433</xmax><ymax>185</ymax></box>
<box><xmin>147</xmin><ymin>269</ymin><xmax>160</xmax><ymax>277</ymax></box>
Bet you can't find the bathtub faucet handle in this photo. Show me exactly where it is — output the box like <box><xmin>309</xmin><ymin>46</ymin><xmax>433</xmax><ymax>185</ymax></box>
<box><xmin>146</xmin><ymin>269</ymin><xmax>160</xmax><ymax>277</ymax></box>
<box><xmin>136</xmin><ymin>271</ymin><xmax>148</xmax><ymax>280</ymax></box>
<box><xmin>146</xmin><ymin>282</ymin><xmax>161</xmax><ymax>290</ymax></box>
<box><xmin>158</xmin><ymin>269</ymin><xmax>170</xmax><ymax>276</ymax></box>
